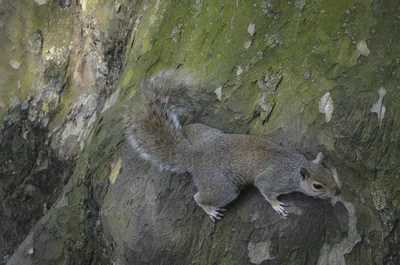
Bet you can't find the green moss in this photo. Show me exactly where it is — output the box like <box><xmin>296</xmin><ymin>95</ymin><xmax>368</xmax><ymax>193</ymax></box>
<box><xmin>86</xmin><ymin>0</ymin><xmax>105</xmax><ymax>12</ymax></box>
<box><xmin>42</xmin><ymin>103</ymin><xmax>49</xmax><ymax>114</ymax></box>
<box><xmin>0</xmin><ymin>0</ymin><xmax>76</xmax><ymax>124</ymax></box>
<box><xmin>66</xmin><ymin>189</ymin><xmax>79</xmax><ymax>207</ymax></box>
<box><xmin>248</xmin><ymin>119</ymin><xmax>264</xmax><ymax>136</ymax></box>
<box><xmin>83</xmin><ymin>105</ymin><xmax>126</xmax><ymax>185</ymax></box>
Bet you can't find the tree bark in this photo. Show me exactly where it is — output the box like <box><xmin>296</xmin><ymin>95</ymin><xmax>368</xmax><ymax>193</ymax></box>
<box><xmin>1</xmin><ymin>0</ymin><xmax>399</xmax><ymax>265</ymax></box>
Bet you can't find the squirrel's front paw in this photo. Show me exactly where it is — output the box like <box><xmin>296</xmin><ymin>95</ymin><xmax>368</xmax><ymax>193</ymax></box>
<box><xmin>271</xmin><ymin>200</ymin><xmax>289</xmax><ymax>217</ymax></box>
<box><xmin>208</xmin><ymin>206</ymin><xmax>226</xmax><ymax>222</ymax></box>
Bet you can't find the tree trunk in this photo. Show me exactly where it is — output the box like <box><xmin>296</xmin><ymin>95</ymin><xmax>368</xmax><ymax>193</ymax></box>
<box><xmin>1</xmin><ymin>0</ymin><xmax>399</xmax><ymax>265</ymax></box>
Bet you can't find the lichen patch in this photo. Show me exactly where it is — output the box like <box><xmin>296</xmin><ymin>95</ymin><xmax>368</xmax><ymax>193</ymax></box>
<box><xmin>318</xmin><ymin>92</ymin><xmax>334</xmax><ymax>123</ymax></box>
<box><xmin>9</xmin><ymin>60</ymin><xmax>21</xmax><ymax>69</ymax></box>
<box><xmin>370</xmin><ymin>87</ymin><xmax>386</xmax><ymax>125</ymax></box>
<box><xmin>236</xmin><ymin>66</ymin><xmax>243</xmax><ymax>76</ymax></box>
<box><xmin>109</xmin><ymin>158</ymin><xmax>122</xmax><ymax>184</ymax></box>
<box><xmin>214</xmin><ymin>87</ymin><xmax>222</xmax><ymax>101</ymax></box>
<box><xmin>248</xmin><ymin>23</ymin><xmax>255</xmax><ymax>36</ymax></box>
<box><xmin>247</xmin><ymin>239</ymin><xmax>274</xmax><ymax>264</ymax></box>
<box><xmin>102</xmin><ymin>89</ymin><xmax>120</xmax><ymax>113</ymax></box>
<box><xmin>80</xmin><ymin>0</ymin><xmax>87</xmax><ymax>11</ymax></box>
<box><xmin>244</xmin><ymin>40</ymin><xmax>252</xmax><ymax>49</ymax></box>
<box><xmin>356</xmin><ymin>40</ymin><xmax>370</xmax><ymax>57</ymax></box>
<box><xmin>34</xmin><ymin>0</ymin><xmax>47</xmax><ymax>5</ymax></box>
<box><xmin>317</xmin><ymin>198</ymin><xmax>361</xmax><ymax>265</ymax></box>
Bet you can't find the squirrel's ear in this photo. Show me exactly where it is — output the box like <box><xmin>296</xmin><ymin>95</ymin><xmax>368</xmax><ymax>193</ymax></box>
<box><xmin>300</xmin><ymin>167</ymin><xmax>309</xmax><ymax>180</ymax></box>
<box><xmin>312</xmin><ymin>152</ymin><xmax>324</xmax><ymax>164</ymax></box>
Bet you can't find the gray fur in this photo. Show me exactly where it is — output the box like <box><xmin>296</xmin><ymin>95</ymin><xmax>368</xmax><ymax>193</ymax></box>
<box><xmin>124</xmin><ymin>70</ymin><xmax>197</xmax><ymax>173</ymax></box>
<box><xmin>125</xmin><ymin>70</ymin><xmax>341</xmax><ymax>220</ymax></box>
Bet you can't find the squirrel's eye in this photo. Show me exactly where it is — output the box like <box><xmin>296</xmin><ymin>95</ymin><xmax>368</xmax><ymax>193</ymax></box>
<box><xmin>313</xmin><ymin>183</ymin><xmax>323</xmax><ymax>190</ymax></box>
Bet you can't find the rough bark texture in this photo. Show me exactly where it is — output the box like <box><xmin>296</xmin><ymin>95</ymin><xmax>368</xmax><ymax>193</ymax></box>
<box><xmin>1</xmin><ymin>0</ymin><xmax>400</xmax><ymax>264</ymax></box>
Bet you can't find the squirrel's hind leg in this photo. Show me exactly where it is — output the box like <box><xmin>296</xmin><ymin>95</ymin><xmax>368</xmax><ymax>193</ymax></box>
<box><xmin>194</xmin><ymin>192</ymin><xmax>231</xmax><ymax>222</ymax></box>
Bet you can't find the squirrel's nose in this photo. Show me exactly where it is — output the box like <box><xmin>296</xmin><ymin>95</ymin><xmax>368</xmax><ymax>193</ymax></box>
<box><xmin>334</xmin><ymin>189</ymin><xmax>341</xmax><ymax>196</ymax></box>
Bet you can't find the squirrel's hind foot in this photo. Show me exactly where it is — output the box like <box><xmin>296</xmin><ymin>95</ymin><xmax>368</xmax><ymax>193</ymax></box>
<box><xmin>194</xmin><ymin>192</ymin><xmax>229</xmax><ymax>222</ymax></box>
<box><xmin>197</xmin><ymin>203</ymin><xmax>226</xmax><ymax>222</ymax></box>
<box><xmin>208</xmin><ymin>207</ymin><xmax>226</xmax><ymax>222</ymax></box>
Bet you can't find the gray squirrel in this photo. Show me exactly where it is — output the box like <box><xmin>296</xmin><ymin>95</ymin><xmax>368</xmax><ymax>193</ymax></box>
<box><xmin>125</xmin><ymin>70</ymin><xmax>341</xmax><ymax>221</ymax></box>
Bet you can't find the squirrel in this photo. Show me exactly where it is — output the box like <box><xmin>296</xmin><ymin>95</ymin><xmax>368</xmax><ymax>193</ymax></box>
<box><xmin>125</xmin><ymin>70</ymin><xmax>341</xmax><ymax>222</ymax></box>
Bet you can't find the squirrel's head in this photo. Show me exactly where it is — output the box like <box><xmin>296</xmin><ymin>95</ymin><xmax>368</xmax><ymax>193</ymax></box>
<box><xmin>299</xmin><ymin>152</ymin><xmax>341</xmax><ymax>198</ymax></box>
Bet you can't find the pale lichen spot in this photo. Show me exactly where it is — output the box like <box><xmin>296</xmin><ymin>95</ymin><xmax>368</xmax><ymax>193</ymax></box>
<box><xmin>28</xmin><ymin>247</ymin><xmax>34</xmax><ymax>255</ymax></box>
<box><xmin>372</xmin><ymin>189</ymin><xmax>387</xmax><ymax>211</ymax></box>
<box><xmin>264</xmin><ymin>33</ymin><xmax>281</xmax><ymax>48</ymax></box>
<box><xmin>247</xmin><ymin>240</ymin><xmax>274</xmax><ymax>264</ymax></box>
<box><xmin>295</xmin><ymin>0</ymin><xmax>306</xmax><ymax>11</ymax></box>
<box><xmin>149</xmin><ymin>0</ymin><xmax>162</xmax><ymax>26</ymax></box>
<box><xmin>370</xmin><ymin>87</ymin><xmax>387</xmax><ymax>125</ymax></box>
<box><xmin>318</xmin><ymin>197</ymin><xmax>361</xmax><ymax>265</ymax></box>
<box><xmin>236</xmin><ymin>66</ymin><xmax>243</xmax><ymax>76</ymax></box>
<box><xmin>109</xmin><ymin>158</ymin><xmax>122</xmax><ymax>184</ymax></box>
<box><xmin>318</xmin><ymin>92</ymin><xmax>334</xmax><ymax>123</ymax></box>
<box><xmin>214</xmin><ymin>87</ymin><xmax>222</xmax><ymax>101</ymax></box>
<box><xmin>80</xmin><ymin>0</ymin><xmax>87</xmax><ymax>10</ymax></box>
<box><xmin>54</xmin><ymin>196</ymin><xmax>69</xmax><ymax>209</ymax></box>
<box><xmin>291</xmin><ymin>205</ymin><xmax>304</xmax><ymax>215</ymax></box>
<box><xmin>45</xmin><ymin>46</ymin><xmax>69</xmax><ymax>65</ymax></box>
<box><xmin>115</xmin><ymin>3</ymin><xmax>122</xmax><ymax>13</ymax></box>
<box><xmin>331</xmin><ymin>167</ymin><xmax>342</xmax><ymax>189</ymax></box>
<box><xmin>250</xmin><ymin>211</ymin><xmax>259</xmax><ymax>222</ymax></box>
<box><xmin>191</xmin><ymin>0</ymin><xmax>203</xmax><ymax>14</ymax></box>
<box><xmin>170</xmin><ymin>24</ymin><xmax>183</xmax><ymax>42</ymax></box>
<box><xmin>247</xmin><ymin>23</ymin><xmax>255</xmax><ymax>36</ymax></box>
<box><xmin>43</xmin><ymin>202</ymin><xmax>48</xmax><ymax>215</ymax></box>
<box><xmin>9</xmin><ymin>60</ymin><xmax>21</xmax><ymax>69</ymax></box>
<box><xmin>244</xmin><ymin>40</ymin><xmax>252</xmax><ymax>49</ymax></box>
<box><xmin>102</xmin><ymin>89</ymin><xmax>119</xmax><ymax>113</ymax></box>
<box><xmin>356</xmin><ymin>40</ymin><xmax>370</xmax><ymax>57</ymax></box>
<box><xmin>34</xmin><ymin>0</ymin><xmax>47</xmax><ymax>5</ymax></box>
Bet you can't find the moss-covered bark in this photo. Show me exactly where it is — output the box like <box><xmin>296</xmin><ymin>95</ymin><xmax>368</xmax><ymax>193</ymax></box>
<box><xmin>2</xmin><ymin>0</ymin><xmax>400</xmax><ymax>264</ymax></box>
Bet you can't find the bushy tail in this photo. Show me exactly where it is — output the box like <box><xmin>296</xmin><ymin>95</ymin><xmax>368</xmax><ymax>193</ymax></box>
<box><xmin>125</xmin><ymin>70</ymin><xmax>205</xmax><ymax>173</ymax></box>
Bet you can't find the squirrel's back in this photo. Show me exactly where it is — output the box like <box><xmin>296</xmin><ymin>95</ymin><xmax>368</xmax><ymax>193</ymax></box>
<box><xmin>183</xmin><ymin>123</ymin><xmax>306</xmax><ymax>184</ymax></box>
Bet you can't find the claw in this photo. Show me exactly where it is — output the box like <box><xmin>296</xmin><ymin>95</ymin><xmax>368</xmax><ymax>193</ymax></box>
<box><xmin>271</xmin><ymin>200</ymin><xmax>289</xmax><ymax>217</ymax></box>
<box><xmin>207</xmin><ymin>206</ymin><xmax>226</xmax><ymax>222</ymax></box>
